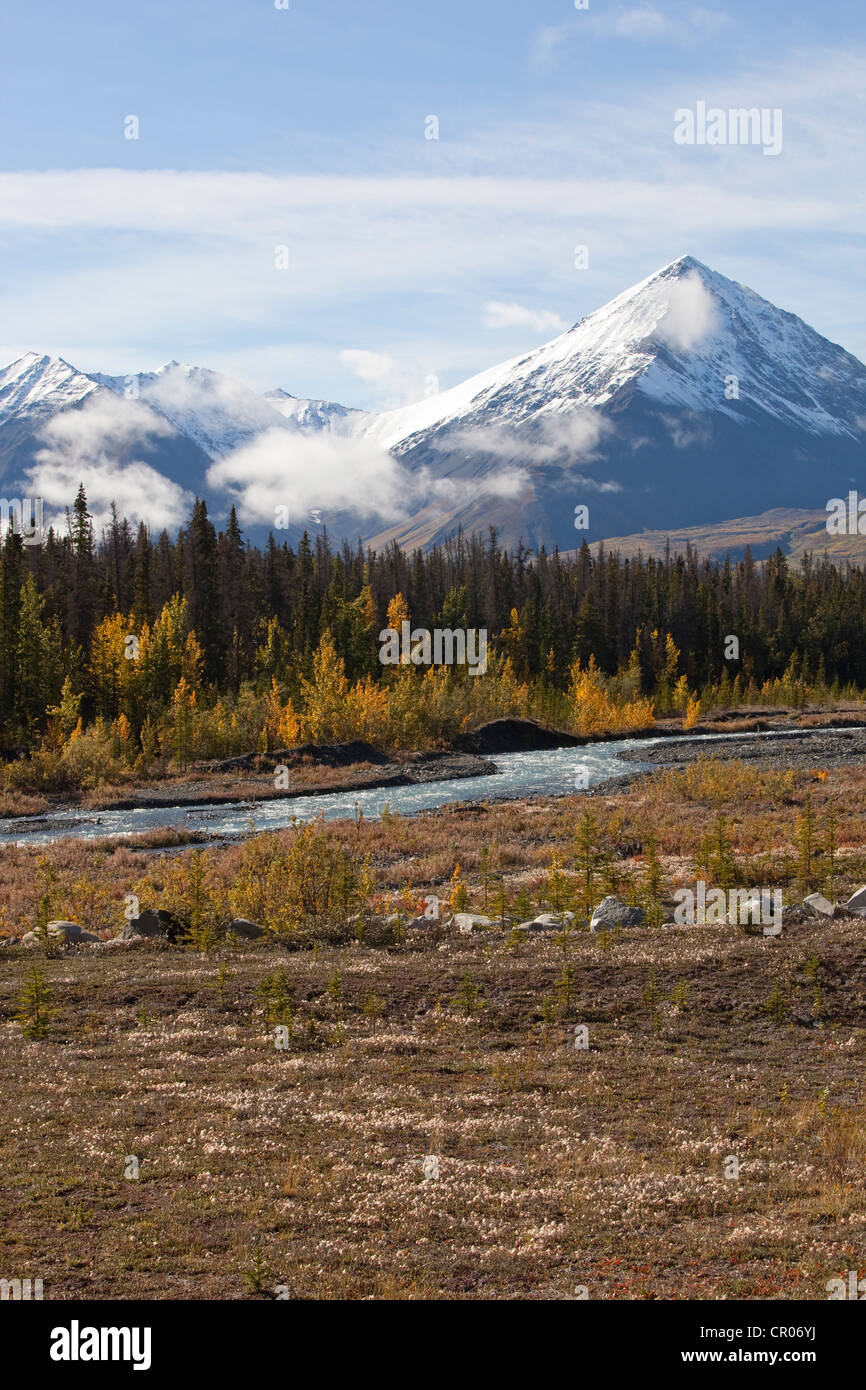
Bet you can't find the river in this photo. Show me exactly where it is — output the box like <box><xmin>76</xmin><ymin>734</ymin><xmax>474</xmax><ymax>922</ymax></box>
<box><xmin>0</xmin><ymin>726</ymin><xmax>834</xmax><ymax>848</ymax></box>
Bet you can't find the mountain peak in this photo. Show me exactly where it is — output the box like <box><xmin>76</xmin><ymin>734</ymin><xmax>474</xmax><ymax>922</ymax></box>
<box><xmin>0</xmin><ymin>351</ymin><xmax>99</xmax><ymax>425</ymax></box>
<box><xmin>155</xmin><ymin>360</ymin><xmax>194</xmax><ymax>376</ymax></box>
<box><xmin>6</xmin><ymin>350</ymin><xmax>83</xmax><ymax>376</ymax></box>
<box><xmin>2</xmin><ymin>257</ymin><xmax>865</xmax><ymax>558</ymax></box>
<box><xmin>660</xmin><ymin>253</ymin><xmax>709</xmax><ymax>276</ymax></box>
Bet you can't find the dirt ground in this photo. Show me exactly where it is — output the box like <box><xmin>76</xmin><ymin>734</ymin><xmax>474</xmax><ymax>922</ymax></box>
<box><xmin>2</xmin><ymin>758</ymin><xmax>865</xmax><ymax>1299</ymax></box>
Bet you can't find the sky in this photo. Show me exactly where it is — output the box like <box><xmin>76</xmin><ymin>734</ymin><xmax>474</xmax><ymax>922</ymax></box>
<box><xmin>0</xmin><ymin>0</ymin><xmax>864</xmax><ymax>411</ymax></box>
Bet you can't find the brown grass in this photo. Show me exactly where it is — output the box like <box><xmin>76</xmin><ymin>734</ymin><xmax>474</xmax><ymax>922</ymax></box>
<box><xmin>1</xmin><ymin>756</ymin><xmax>865</xmax><ymax>1299</ymax></box>
<box><xmin>1</xmin><ymin>918</ymin><xmax>864</xmax><ymax>1299</ymax></box>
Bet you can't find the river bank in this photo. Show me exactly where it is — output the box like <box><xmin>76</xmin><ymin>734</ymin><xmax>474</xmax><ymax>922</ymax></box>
<box><xmin>586</xmin><ymin>722</ymin><xmax>866</xmax><ymax>795</ymax></box>
<box><xmin>2</xmin><ymin>706</ymin><xmax>866</xmax><ymax>846</ymax></box>
<box><xmin>0</xmin><ymin>747</ymin><xmax>494</xmax><ymax>823</ymax></box>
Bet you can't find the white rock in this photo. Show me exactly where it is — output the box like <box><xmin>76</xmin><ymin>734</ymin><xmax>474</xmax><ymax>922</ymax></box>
<box><xmin>803</xmin><ymin>892</ymin><xmax>835</xmax><ymax>919</ymax></box>
<box><xmin>22</xmin><ymin>920</ymin><xmax>99</xmax><ymax>945</ymax></box>
<box><xmin>452</xmin><ymin>913</ymin><xmax>494</xmax><ymax>934</ymax></box>
<box><xmin>590</xmin><ymin>897</ymin><xmax>645</xmax><ymax>931</ymax></box>
<box><xmin>844</xmin><ymin>885</ymin><xmax>866</xmax><ymax>917</ymax></box>
<box><xmin>521</xmin><ymin>912</ymin><xmax>575</xmax><ymax>931</ymax></box>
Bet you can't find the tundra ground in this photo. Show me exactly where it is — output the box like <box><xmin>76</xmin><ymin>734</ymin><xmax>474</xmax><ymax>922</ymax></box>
<box><xmin>1</xmin><ymin>755</ymin><xmax>864</xmax><ymax>1300</ymax></box>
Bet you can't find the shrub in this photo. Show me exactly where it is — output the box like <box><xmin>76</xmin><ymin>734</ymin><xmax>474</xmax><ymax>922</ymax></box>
<box><xmin>16</xmin><ymin>965</ymin><xmax>54</xmax><ymax>1040</ymax></box>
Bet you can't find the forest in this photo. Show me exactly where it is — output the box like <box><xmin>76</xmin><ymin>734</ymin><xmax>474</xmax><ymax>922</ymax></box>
<box><xmin>0</xmin><ymin>483</ymin><xmax>864</xmax><ymax>789</ymax></box>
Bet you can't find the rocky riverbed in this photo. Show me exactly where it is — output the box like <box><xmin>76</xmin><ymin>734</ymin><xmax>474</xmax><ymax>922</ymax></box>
<box><xmin>574</xmin><ymin>723</ymin><xmax>866</xmax><ymax>795</ymax></box>
<box><xmin>625</xmin><ymin>724</ymin><xmax>866</xmax><ymax>771</ymax></box>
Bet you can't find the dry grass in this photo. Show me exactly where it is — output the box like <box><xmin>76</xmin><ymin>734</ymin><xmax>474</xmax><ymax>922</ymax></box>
<box><xmin>1</xmin><ymin>919</ymin><xmax>864</xmax><ymax>1300</ymax></box>
<box><xmin>2</xmin><ymin>760</ymin><xmax>866</xmax><ymax>935</ymax></box>
<box><xmin>1</xmin><ymin>755</ymin><xmax>865</xmax><ymax>1300</ymax></box>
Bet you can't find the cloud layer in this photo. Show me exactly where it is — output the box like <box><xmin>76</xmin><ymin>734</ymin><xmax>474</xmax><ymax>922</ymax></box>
<box><xmin>482</xmin><ymin>301</ymin><xmax>568</xmax><ymax>335</ymax></box>
<box><xmin>205</xmin><ymin>425</ymin><xmax>534</xmax><ymax>529</ymax></box>
<box><xmin>0</xmin><ymin>42</ymin><xmax>862</xmax><ymax>405</ymax></box>
<box><xmin>27</xmin><ymin>393</ymin><xmax>193</xmax><ymax>534</ymax></box>
<box><xmin>655</xmin><ymin>271</ymin><xmax>719</xmax><ymax>351</ymax></box>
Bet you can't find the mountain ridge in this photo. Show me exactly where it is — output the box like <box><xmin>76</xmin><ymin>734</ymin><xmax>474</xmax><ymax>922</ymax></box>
<box><xmin>1</xmin><ymin>256</ymin><xmax>864</xmax><ymax>553</ymax></box>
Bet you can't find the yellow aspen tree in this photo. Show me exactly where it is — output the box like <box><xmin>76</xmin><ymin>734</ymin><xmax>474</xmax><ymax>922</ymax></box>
<box><xmin>299</xmin><ymin>632</ymin><xmax>350</xmax><ymax>743</ymax></box>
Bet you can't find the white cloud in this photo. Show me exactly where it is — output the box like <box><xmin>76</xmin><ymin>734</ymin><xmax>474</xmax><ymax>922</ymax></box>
<box><xmin>530</xmin><ymin>25</ymin><xmax>573</xmax><ymax>72</ymax></box>
<box><xmin>661</xmin><ymin>413</ymin><xmax>713</xmax><ymax>449</ymax></box>
<box><xmin>613</xmin><ymin>6</ymin><xmax>671</xmax><ymax>40</ymax></box>
<box><xmin>128</xmin><ymin>362</ymin><xmax>291</xmax><ymax>454</ymax></box>
<box><xmin>613</xmin><ymin>5</ymin><xmax>727</xmax><ymax>41</ymax></box>
<box><xmin>340</xmin><ymin>348</ymin><xmax>439</xmax><ymax>409</ymax></box>
<box><xmin>205</xmin><ymin>425</ymin><xmax>534</xmax><ymax>530</ymax></box>
<box><xmin>430</xmin><ymin>467</ymin><xmax>530</xmax><ymax>503</ymax></box>
<box><xmin>26</xmin><ymin>394</ymin><xmax>193</xmax><ymax>533</ymax></box>
<box><xmin>0</xmin><ymin>45</ymin><xmax>863</xmax><ymax>393</ymax></box>
<box><xmin>531</xmin><ymin>3</ymin><xmax>732</xmax><ymax>67</ymax></box>
<box><xmin>482</xmin><ymin>301</ymin><xmax>568</xmax><ymax>334</ymax></box>
<box><xmin>339</xmin><ymin>349</ymin><xmax>400</xmax><ymax>390</ymax></box>
<box><xmin>655</xmin><ymin>271</ymin><xmax>719</xmax><ymax>351</ymax></box>
<box><xmin>439</xmin><ymin>411</ymin><xmax>616</xmax><ymax>473</ymax></box>
<box><xmin>206</xmin><ymin>428</ymin><xmax>409</xmax><ymax>525</ymax></box>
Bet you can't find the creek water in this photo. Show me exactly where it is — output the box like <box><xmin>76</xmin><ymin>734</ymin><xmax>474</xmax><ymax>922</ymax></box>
<box><xmin>0</xmin><ymin>727</ymin><xmax>819</xmax><ymax>848</ymax></box>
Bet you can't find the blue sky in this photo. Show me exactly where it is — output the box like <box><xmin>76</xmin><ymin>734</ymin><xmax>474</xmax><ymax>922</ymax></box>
<box><xmin>1</xmin><ymin>0</ymin><xmax>864</xmax><ymax>408</ymax></box>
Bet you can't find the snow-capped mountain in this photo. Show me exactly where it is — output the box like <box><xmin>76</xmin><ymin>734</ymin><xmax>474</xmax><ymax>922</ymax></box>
<box><xmin>92</xmin><ymin>362</ymin><xmax>295</xmax><ymax>459</ymax></box>
<box><xmin>0</xmin><ymin>355</ymin><xmax>359</xmax><ymax>534</ymax></box>
<box><xmin>0</xmin><ymin>352</ymin><xmax>98</xmax><ymax>421</ymax></box>
<box><xmin>360</xmin><ymin>256</ymin><xmax>866</xmax><ymax>451</ymax></box>
<box><xmin>1</xmin><ymin>256</ymin><xmax>864</xmax><ymax>552</ymax></box>
<box><xmin>0</xmin><ymin>356</ymin><xmax>360</xmax><ymax>462</ymax></box>
<box><xmin>263</xmin><ymin>388</ymin><xmax>370</xmax><ymax>435</ymax></box>
<box><xmin>351</xmin><ymin>256</ymin><xmax>866</xmax><ymax>550</ymax></box>
<box><xmin>0</xmin><ymin>353</ymin><xmax>101</xmax><ymax>480</ymax></box>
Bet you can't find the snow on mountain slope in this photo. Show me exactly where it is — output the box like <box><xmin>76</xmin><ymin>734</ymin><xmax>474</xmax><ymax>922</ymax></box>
<box><xmin>91</xmin><ymin>364</ymin><xmax>368</xmax><ymax>457</ymax></box>
<box><xmin>2</xmin><ymin>255</ymin><xmax>865</xmax><ymax>554</ymax></box>
<box><xmin>0</xmin><ymin>351</ymin><xmax>370</xmax><ymax>527</ymax></box>
<box><xmin>0</xmin><ymin>353</ymin><xmax>109</xmax><ymax>485</ymax></box>
<box><xmin>355</xmin><ymin>256</ymin><xmax>866</xmax><ymax>454</ymax></box>
<box><xmin>0</xmin><ymin>352</ymin><xmax>99</xmax><ymax>427</ymax></box>
<box><xmin>93</xmin><ymin>362</ymin><xmax>293</xmax><ymax>459</ymax></box>
<box><xmin>357</xmin><ymin>257</ymin><xmax>866</xmax><ymax>552</ymax></box>
<box><xmin>4</xmin><ymin>257</ymin><xmax>864</xmax><ymax>467</ymax></box>
<box><xmin>263</xmin><ymin>388</ymin><xmax>370</xmax><ymax>435</ymax></box>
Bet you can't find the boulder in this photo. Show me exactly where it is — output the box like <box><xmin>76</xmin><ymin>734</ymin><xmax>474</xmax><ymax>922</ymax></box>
<box><xmin>451</xmin><ymin>912</ymin><xmax>494</xmax><ymax>934</ymax></box>
<box><xmin>519</xmin><ymin>912</ymin><xmax>576</xmax><ymax>932</ymax></box>
<box><xmin>21</xmin><ymin>920</ymin><xmax>99</xmax><ymax>945</ymax></box>
<box><xmin>117</xmin><ymin>908</ymin><xmax>188</xmax><ymax>943</ymax></box>
<box><xmin>843</xmin><ymin>885</ymin><xmax>866</xmax><ymax>917</ymax></box>
<box><xmin>227</xmin><ymin>918</ymin><xmax>265</xmax><ymax>940</ymax></box>
<box><xmin>455</xmin><ymin>718</ymin><xmax>584</xmax><ymax>755</ymax></box>
<box><xmin>778</xmin><ymin>904</ymin><xmax>809</xmax><ymax>925</ymax></box>
<box><xmin>803</xmin><ymin>892</ymin><xmax>835</xmax><ymax>919</ymax></box>
<box><xmin>590</xmin><ymin>897</ymin><xmax>645</xmax><ymax>932</ymax></box>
